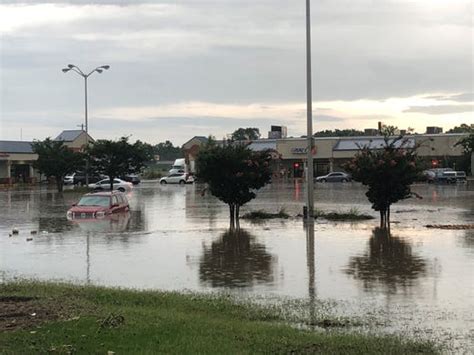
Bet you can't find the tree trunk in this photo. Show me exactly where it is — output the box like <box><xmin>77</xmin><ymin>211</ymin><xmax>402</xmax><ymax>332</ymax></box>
<box><xmin>109</xmin><ymin>176</ymin><xmax>114</xmax><ymax>191</ymax></box>
<box><xmin>387</xmin><ymin>205</ymin><xmax>391</xmax><ymax>231</ymax></box>
<box><xmin>235</xmin><ymin>205</ymin><xmax>240</xmax><ymax>230</ymax></box>
<box><xmin>229</xmin><ymin>204</ymin><xmax>235</xmax><ymax>230</ymax></box>
<box><xmin>56</xmin><ymin>177</ymin><xmax>64</xmax><ymax>192</ymax></box>
<box><xmin>380</xmin><ymin>210</ymin><xmax>385</xmax><ymax>229</ymax></box>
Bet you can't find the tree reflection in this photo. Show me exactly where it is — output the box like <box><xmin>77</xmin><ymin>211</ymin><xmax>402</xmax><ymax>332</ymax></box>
<box><xmin>345</xmin><ymin>228</ymin><xmax>427</xmax><ymax>294</ymax></box>
<box><xmin>199</xmin><ymin>229</ymin><xmax>275</xmax><ymax>288</ymax></box>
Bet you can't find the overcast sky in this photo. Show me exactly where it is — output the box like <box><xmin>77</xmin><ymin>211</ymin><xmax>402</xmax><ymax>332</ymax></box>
<box><xmin>0</xmin><ymin>0</ymin><xmax>472</xmax><ymax>145</ymax></box>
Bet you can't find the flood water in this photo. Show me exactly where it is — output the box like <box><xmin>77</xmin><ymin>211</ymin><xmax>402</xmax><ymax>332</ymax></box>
<box><xmin>1</xmin><ymin>181</ymin><xmax>473</xmax><ymax>351</ymax></box>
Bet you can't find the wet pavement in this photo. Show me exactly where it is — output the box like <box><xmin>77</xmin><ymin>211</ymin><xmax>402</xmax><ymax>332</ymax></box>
<box><xmin>1</xmin><ymin>181</ymin><xmax>473</xmax><ymax>351</ymax></box>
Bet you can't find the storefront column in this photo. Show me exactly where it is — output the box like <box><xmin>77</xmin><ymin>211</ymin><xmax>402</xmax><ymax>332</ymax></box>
<box><xmin>329</xmin><ymin>159</ymin><xmax>334</xmax><ymax>173</ymax></box>
<box><xmin>6</xmin><ymin>160</ymin><xmax>11</xmax><ymax>178</ymax></box>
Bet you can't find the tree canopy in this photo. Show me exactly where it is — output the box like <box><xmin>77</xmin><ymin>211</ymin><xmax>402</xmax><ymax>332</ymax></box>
<box><xmin>313</xmin><ymin>129</ymin><xmax>365</xmax><ymax>137</ymax></box>
<box><xmin>344</xmin><ymin>128</ymin><xmax>422</xmax><ymax>229</ymax></box>
<box><xmin>88</xmin><ymin>137</ymin><xmax>154</xmax><ymax>190</ymax></box>
<box><xmin>231</xmin><ymin>128</ymin><xmax>261</xmax><ymax>141</ymax></box>
<box><xmin>196</xmin><ymin>142</ymin><xmax>272</xmax><ymax>229</ymax></box>
<box><xmin>31</xmin><ymin>138</ymin><xmax>84</xmax><ymax>192</ymax></box>
<box><xmin>446</xmin><ymin>123</ymin><xmax>473</xmax><ymax>134</ymax></box>
<box><xmin>455</xmin><ymin>131</ymin><xmax>474</xmax><ymax>175</ymax></box>
<box><xmin>154</xmin><ymin>140</ymin><xmax>183</xmax><ymax>161</ymax></box>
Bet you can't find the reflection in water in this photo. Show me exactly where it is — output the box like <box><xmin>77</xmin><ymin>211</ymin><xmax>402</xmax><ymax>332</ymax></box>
<box><xmin>38</xmin><ymin>217</ymin><xmax>75</xmax><ymax>233</ymax></box>
<box><xmin>344</xmin><ymin>228</ymin><xmax>428</xmax><ymax>294</ymax></box>
<box><xmin>305</xmin><ymin>220</ymin><xmax>316</xmax><ymax>324</ymax></box>
<box><xmin>199</xmin><ymin>229</ymin><xmax>275</xmax><ymax>288</ymax></box>
<box><xmin>72</xmin><ymin>212</ymin><xmax>132</xmax><ymax>233</ymax></box>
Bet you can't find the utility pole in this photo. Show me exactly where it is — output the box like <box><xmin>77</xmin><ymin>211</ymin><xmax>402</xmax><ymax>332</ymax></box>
<box><xmin>305</xmin><ymin>0</ymin><xmax>315</xmax><ymax>219</ymax></box>
<box><xmin>62</xmin><ymin>64</ymin><xmax>110</xmax><ymax>185</ymax></box>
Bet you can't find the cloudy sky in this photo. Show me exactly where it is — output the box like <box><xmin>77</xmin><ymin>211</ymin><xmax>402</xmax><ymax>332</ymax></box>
<box><xmin>0</xmin><ymin>0</ymin><xmax>472</xmax><ymax>145</ymax></box>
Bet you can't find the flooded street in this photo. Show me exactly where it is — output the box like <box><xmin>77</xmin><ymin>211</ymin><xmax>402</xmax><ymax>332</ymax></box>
<box><xmin>1</xmin><ymin>182</ymin><xmax>473</xmax><ymax>351</ymax></box>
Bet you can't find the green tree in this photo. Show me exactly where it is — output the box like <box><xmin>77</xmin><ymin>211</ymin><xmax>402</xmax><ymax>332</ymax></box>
<box><xmin>231</xmin><ymin>128</ymin><xmax>261</xmax><ymax>141</ymax></box>
<box><xmin>154</xmin><ymin>140</ymin><xmax>183</xmax><ymax>161</ymax></box>
<box><xmin>455</xmin><ymin>132</ymin><xmax>474</xmax><ymax>175</ymax></box>
<box><xmin>196</xmin><ymin>143</ymin><xmax>272</xmax><ymax>229</ymax></box>
<box><xmin>313</xmin><ymin>129</ymin><xmax>365</xmax><ymax>137</ymax></box>
<box><xmin>88</xmin><ymin>137</ymin><xmax>154</xmax><ymax>191</ymax></box>
<box><xmin>344</xmin><ymin>128</ymin><xmax>422</xmax><ymax>229</ymax></box>
<box><xmin>446</xmin><ymin>123</ymin><xmax>473</xmax><ymax>133</ymax></box>
<box><xmin>31</xmin><ymin>138</ymin><xmax>84</xmax><ymax>192</ymax></box>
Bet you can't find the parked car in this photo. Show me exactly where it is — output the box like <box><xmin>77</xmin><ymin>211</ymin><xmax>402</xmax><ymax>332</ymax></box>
<box><xmin>315</xmin><ymin>172</ymin><xmax>351</xmax><ymax>183</ymax></box>
<box><xmin>121</xmin><ymin>174</ymin><xmax>141</xmax><ymax>185</ymax></box>
<box><xmin>73</xmin><ymin>172</ymin><xmax>104</xmax><ymax>186</ymax></box>
<box><xmin>64</xmin><ymin>173</ymin><xmax>75</xmax><ymax>185</ymax></box>
<box><xmin>436</xmin><ymin>171</ymin><xmax>457</xmax><ymax>184</ymax></box>
<box><xmin>424</xmin><ymin>168</ymin><xmax>453</xmax><ymax>183</ymax></box>
<box><xmin>88</xmin><ymin>178</ymin><xmax>133</xmax><ymax>192</ymax></box>
<box><xmin>160</xmin><ymin>173</ymin><xmax>194</xmax><ymax>185</ymax></box>
<box><xmin>67</xmin><ymin>191</ymin><xmax>129</xmax><ymax>220</ymax></box>
<box><xmin>455</xmin><ymin>171</ymin><xmax>467</xmax><ymax>183</ymax></box>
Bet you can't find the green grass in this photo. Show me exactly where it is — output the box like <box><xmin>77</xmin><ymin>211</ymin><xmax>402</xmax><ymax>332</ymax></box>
<box><xmin>315</xmin><ymin>208</ymin><xmax>375</xmax><ymax>221</ymax></box>
<box><xmin>241</xmin><ymin>208</ymin><xmax>290</xmax><ymax>220</ymax></box>
<box><xmin>0</xmin><ymin>282</ymin><xmax>437</xmax><ymax>354</ymax></box>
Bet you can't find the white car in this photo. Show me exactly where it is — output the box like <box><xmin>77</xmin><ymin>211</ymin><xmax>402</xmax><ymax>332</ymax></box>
<box><xmin>160</xmin><ymin>173</ymin><xmax>194</xmax><ymax>185</ymax></box>
<box><xmin>64</xmin><ymin>173</ymin><xmax>75</xmax><ymax>185</ymax></box>
<box><xmin>88</xmin><ymin>178</ymin><xmax>133</xmax><ymax>192</ymax></box>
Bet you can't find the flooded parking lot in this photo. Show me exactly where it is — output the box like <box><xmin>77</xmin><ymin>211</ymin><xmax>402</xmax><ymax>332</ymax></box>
<box><xmin>1</xmin><ymin>181</ymin><xmax>473</xmax><ymax>351</ymax></box>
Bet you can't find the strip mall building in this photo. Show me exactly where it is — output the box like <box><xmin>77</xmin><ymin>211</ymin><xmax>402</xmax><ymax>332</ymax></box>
<box><xmin>183</xmin><ymin>133</ymin><xmax>469</xmax><ymax>178</ymax></box>
<box><xmin>0</xmin><ymin>130</ymin><xmax>93</xmax><ymax>184</ymax></box>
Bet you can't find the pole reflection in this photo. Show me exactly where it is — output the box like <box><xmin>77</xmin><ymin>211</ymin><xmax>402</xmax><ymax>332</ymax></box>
<box><xmin>304</xmin><ymin>219</ymin><xmax>316</xmax><ymax>325</ymax></box>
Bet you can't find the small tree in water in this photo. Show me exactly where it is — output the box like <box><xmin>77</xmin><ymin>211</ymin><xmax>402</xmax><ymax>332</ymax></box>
<box><xmin>196</xmin><ymin>141</ymin><xmax>272</xmax><ymax>230</ymax></box>
<box><xmin>88</xmin><ymin>137</ymin><xmax>154</xmax><ymax>191</ymax></box>
<box><xmin>344</xmin><ymin>128</ymin><xmax>422</xmax><ymax>229</ymax></box>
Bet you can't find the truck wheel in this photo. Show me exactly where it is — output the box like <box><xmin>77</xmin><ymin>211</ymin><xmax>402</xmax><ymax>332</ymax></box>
<box><xmin>179</xmin><ymin>180</ymin><xmax>185</xmax><ymax>185</ymax></box>
<box><xmin>160</xmin><ymin>180</ymin><xmax>167</xmax><ymax>185</ymax></box>
<box><xmin>118</xmin><ymin>187</ymin><xmax>125</xmax><ymax>192</ymax></box>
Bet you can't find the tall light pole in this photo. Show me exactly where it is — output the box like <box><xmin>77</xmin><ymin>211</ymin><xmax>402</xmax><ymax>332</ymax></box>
<box><xmin>305</xmin><ymin>0</ymin><xmax>315</xmax><ymax>219</ymax></box>
<box><xmin>62</xmin><ymin>64</ymin><xmax>110</xmax><ymax>185</ymax></box>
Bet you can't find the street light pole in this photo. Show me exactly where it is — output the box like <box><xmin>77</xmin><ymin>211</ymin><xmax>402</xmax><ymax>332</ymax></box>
<box><xmin>305</xmin><ymin>0</ymin><xmax>315</xmax><ymax>219</ymax></box>
<box><xmin>62</xmin><ymin>64</ymin><xmax>110</xmax><ymax>185</ymax></box>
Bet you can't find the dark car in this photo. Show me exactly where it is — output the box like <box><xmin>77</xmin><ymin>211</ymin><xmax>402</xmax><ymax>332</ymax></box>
<box><xmin>73</xmin><ymin>172</ymin><xmax>103</xmax><ymax>186</ymax></box>
<box><xmin>315</xmin><ymin>172</ymin><xmax>351</xmax><ymax>183</ymax></box>
<box><xmin>121</xmin><ymin>174</ymin><xmax>141</xmax><ymax>185</ymax></box>
<box><xmin>67</xmin><ymin>191</ymin><xmax>129</xmax><ymax>220</ymax></box>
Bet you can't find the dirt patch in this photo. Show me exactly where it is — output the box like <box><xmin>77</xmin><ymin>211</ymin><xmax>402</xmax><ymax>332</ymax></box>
<box><xmin>0</xmin><ymin>295</ymin><xmax>61</xmax><ymax>331</ymax></box>
<box><xmin>0</xmin><ymin>294</ymin><xmax>92</xmax><ymax>332</ymax></box>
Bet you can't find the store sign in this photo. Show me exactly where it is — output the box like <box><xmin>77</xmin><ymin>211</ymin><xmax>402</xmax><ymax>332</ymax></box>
<box><xmin>291</xmin><ymin>147</ymin><xmax>317</xmax><ymax>155</ymax></box>
<box><xmin>291</xmin><ymin>147</ymin><xmax>307</xmax><ymax>154</ymax></box>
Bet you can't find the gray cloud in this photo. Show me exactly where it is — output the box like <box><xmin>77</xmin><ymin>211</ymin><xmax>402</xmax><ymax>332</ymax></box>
<box><xmin>1</xmin><ymin>0</ymin><xmax>472</xmax><ymax>142</ymax></box>
<box><xmin>423</xmin><ymin>93</ymin><xmax>474</xmax><ymax>103</ymax></box>
<box><xmin>403</xmin><ymin>105</ymin><xmax>473</xmax><ymax>115</ymax></box>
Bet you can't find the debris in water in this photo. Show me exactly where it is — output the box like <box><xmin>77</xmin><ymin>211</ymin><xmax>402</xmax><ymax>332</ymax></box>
<box><xmin>26</xmin><ymin>237</ymin><xmax>33</xmax><ymax>241</ymax></box>
<box><xmin>426</xmin><ymin>224</ymin><xmax>474</xmax><ymax>230</ymax></box>
<box><xmin>30</xmin><ymin>230</ymin><xmax>37</xmax><ymax>235</ymax></box>
<box><xmin>12</xmin><ymin>228</ymin><xmax>19</xmax><ymax>234</ymax></box>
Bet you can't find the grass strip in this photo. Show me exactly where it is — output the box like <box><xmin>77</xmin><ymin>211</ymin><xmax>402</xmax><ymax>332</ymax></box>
<box><xmin>315</xmin><ymin>208</ymin><xmax>374</xmax><ymax>221</ymax></box>
<box><xmin>0</xmin><ymin>281</ymin><xmax>437</xmax><ymax>354</ymax></box>
<box><xmin>242</xmin><ymin>209</ymin><xmax>290</xmax><ymax>220</ymax></box>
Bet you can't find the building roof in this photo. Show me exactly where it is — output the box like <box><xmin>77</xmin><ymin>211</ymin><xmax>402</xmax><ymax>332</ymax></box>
<box><xmin>0</xmin><ymin>141</ymin><xmax>34</xmax><ymax>154</ymax></box>
<box><xmin>55</xmin><ymin>130</ymin><xmax>84</xmax><ymax>142</ymax></box>
<box><xmin>248</xmin><ymin>140</ymin><xmax>277</xmax><ymax>151</ymax></box>
<box><xmin>333</xmin><ymin>137</ymin><xmax>416</xmax><ymax>151</ymax></box>
<box><xmin>182</xmin><ymin>136</ymin><xmax>209</xmax><ymax>147</ymax></box>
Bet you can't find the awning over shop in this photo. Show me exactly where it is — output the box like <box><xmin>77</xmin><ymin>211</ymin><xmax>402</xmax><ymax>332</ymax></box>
<box><xmin>333</xmin><ymin>137</ymin><xmax>415</xmax><ymax>151</ymax></box>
